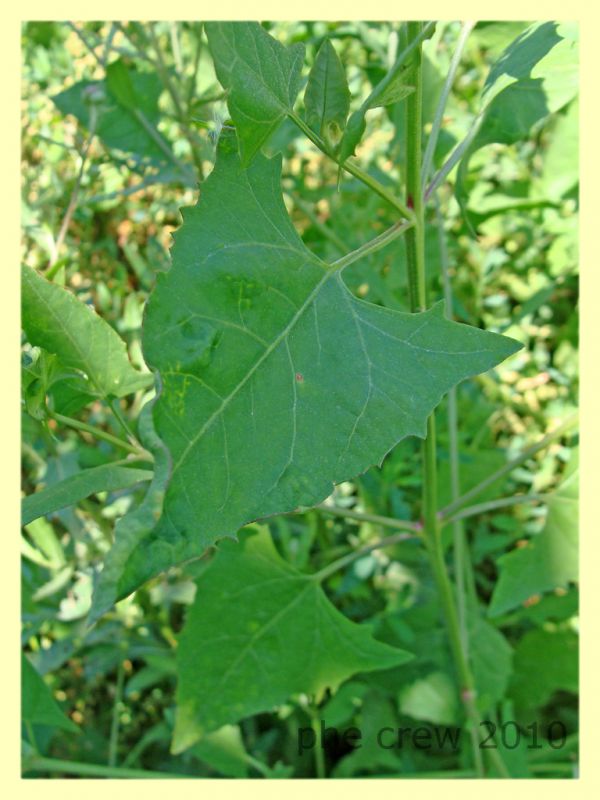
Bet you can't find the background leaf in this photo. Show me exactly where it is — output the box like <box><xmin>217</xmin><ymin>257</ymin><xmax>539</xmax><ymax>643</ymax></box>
<box><xmin>22</xmin><ymin>265</ymin><xmax>152</xmax><ymax>401</ymax></box>
<box><xmin>22</xmin><ymin>652</ymin><xmax>79</xmax><ymax>733</ymax></box>
<box><xmin>53</xmin><ymin>59</ymin><xmax>178</xmax><ymax>166</ymax></box>
<box><xmin>456</xmin><ymin>22</ymin><xmax>578</xmax><ymax>228</ymax></box>
<box><xmin>489</xmin><ymin>452</ymin><xmax>578</xmax><ymax>616</ymax></box>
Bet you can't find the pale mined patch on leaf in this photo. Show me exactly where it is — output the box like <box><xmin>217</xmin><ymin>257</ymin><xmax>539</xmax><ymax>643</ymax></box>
<box><xmin>172</xmin><ymin>527</ymin><xmax>412</xmax><ymax>751</ymax></box>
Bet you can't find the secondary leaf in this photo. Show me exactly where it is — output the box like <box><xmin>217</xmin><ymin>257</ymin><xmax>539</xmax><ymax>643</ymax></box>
<box><xmin>97</xmin><ymin>126</ymin><xmax>520</xmax><ymax>608</ymax></box>
<box><xmin>22</xmin><ymin>652</ymin><xmax>79</xmax><ymax>734</ymax></box>
<box><xmin>489</xmin><ymin>452</ymin><xmax>578</xmax><ymax>617</ymax></box>
<box><xmin>172</xmin><ymin>527</ymin><xmax>411</xmax><ymax>752</ymax></box>
<box><xmin>456</xmin><ymin>22</ymin><xmax>578</xmax><ymax>228</ymax></box>
<box><xmin>22</xmin><ymin>266</ymin><xmax>152</xmax><ymax>401</ymax></box>
<box><xmin>304</xmin><ymin>39</ymin><xmax>350</xmax><ymax>150</ymax></box>
<box><xmin>22</xmin><ymin>462</ymin><xmax>152</xmax><ymax>526</ymax></box>
<box><xmin>205</xmin><ymin>22</ymin><xmax>304</xmax><ymax>165</ymax></box>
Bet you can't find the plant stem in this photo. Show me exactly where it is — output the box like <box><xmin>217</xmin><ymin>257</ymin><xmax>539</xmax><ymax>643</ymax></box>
<box><xmin>50</xmin><ymin>105</ymin><xmax>98</xmax><ymax>267</ymax></box>
<box><xmin>51</xmin><ymin>411</ymin><xmax>150</xmax><ymax>458</ymax></box>
<box><xmin>424</xmin><ymin>113</ymin><xmax>482</xmax><ymax>201</ymax></box>
<box><xmin>108</xmin><ymin>660</ymin><xmax>126</xmax><ymax>767</ymax></box>
<box><xmin>314</xmin><ymin>530</ymin><xmax>416</xmax><ymax>583</ymax></box>
<box><xmin>25</xmin><ymin>756</ymin><xmax>192</xmax><ymax>779</ymax></box>
<box><xmin>404</xmin><ymin>23</ymin><xmax>426</xmax><ymax>313</ymax></box>
<box><xmin>363</xmin><ymin>21</ymin><xmax>436</xmax><ymax>112</ymax></box>
<box><xmin>330</xmin><ymin>219</ymin><xmax>413</xmax><ymax>271</ymax></box>
<box><xmin>404</xmin><ymin>23</ymin><xmax>500</xmax><ymax>778</ymax></box>
<box><xmin>435</xmin><ymin>198</ymin><xmax>471</xmax><ymax>654</ymax></box>
<box><xmin>443</xmin><ymin>493</ymin><xmax>544</xmax><ymax>525</ymax></box>
<box><xmin>288</xmin><ymin>111</ymin><xmax>415</xmax><ymax>222</ymax></box>
<box><xmin>312</xmin><ymin>502</ymin><xmax>420</xmax><ymax>534</ymax></box>
<box><xmin>421</xmin><ymin>21</ymin><xmax>475</xmax><ymax>189</ymax></box>
<box><xmin>309</xmin><ymin>705</ymin><xmax>326</xmax><ymax>778</ymax></box>
<box><xmin>439</xmin><ymin>412</ymin><xmax>578</xmax><ymax>519</ymax></box>
<box><xmin>146</xmin><ymin>24</ymin><xmax>205</xmax><ymax>180</ymax></box>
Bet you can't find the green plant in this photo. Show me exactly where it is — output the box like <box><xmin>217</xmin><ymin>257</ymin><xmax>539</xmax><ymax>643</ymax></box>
<box><xmin>21</xmin><ymin>20</ymin><xmax>579</xmax><ymax>779</ymax></box>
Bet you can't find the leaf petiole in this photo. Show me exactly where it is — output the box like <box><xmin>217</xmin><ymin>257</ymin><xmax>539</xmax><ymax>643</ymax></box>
<box><xmin>51</xmin><ymin>411</ymin><xmax>152</xmax><ymax>459</ymax></box>
<box><xmin>329</xmin><ymin>219</ymin><xmax>413</xmax><ymax>271</ymax></box>
<box><xmin>439</xmin><ymin>413</ymin><xmax>578</xmax><ymax>519</ymax></box>
<box><xmin>287</xmin><ymin>110</ymin><xmax>415</xmax><ymax>222</ymax></box>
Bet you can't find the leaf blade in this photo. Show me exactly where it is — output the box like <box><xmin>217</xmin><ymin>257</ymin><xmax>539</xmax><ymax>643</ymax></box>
<box><xmin>304</xmin><ymin>39</ymin><xmax>350</xmax><ymax>150</ymax></box>
<box><xmin>205</xmin><ymin>22</ymin><xmax>305</xmax><ymax>164</ymax></box>
<box><xmin>172</xmin><ymin>527</ymin><xmax>411</xmax><ymax>751</ymax></box>
<box><xmin>102</xmin><ymin>128</ymin><xmax>520</xmax><ymax>603</ymax></box>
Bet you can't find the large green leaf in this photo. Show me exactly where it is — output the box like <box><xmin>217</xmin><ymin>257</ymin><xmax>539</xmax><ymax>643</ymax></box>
<box><xmin>304</xmin><ymin>39</ymin><xmax>350</xmax><ymax>151</ymax></box>
<box><xmin>95</xmin><ymin>127</ymin><xmax>519</xmax><ymax>609</ymax></box>
<box><xmin>205</xmin><ymin>22</ymin><xmax>304</xmax><ymax>165</ymax></box>
<box><xmin>22</xmin><ymin>266</ymin><xmax>152</xmax><ymax>401</ymax></box>
<box><xmin>456</xmin><ymin>22</ymin><xmax>578</xmax><ymax>226</ymax></box>
<box><xmin>489</xmin><ymin>453</ymin><xmax>578</xmax><ymax>617</ymax></box>
<box><xmin>22</xmin><ymin>462</ymin><xmax>152</xmax><ymax>526</ymax></box>
<box><xmin>22</xmin><ymin>652</ymin><xmax>79</xmax><ymax>734</ymax></box>
<box><xmin>172</xmin><ymin>527</ymin><xmax>411</xmax><ymax>752</ymax></box>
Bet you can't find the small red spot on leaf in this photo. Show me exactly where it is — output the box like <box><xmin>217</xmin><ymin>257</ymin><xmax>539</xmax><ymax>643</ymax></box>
<box><xmin>295</xmin><ymin>372</ymin><xmax>304</xmax><ymax>382</ymax></box>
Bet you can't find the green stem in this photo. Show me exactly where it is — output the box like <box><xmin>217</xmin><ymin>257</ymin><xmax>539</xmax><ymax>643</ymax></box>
<box><xmin>404</xmin><ymin>23</ymin><xmax>427</xmax><ymax>313</ymax></box>
<box><xmin>439</xmin><ymin>413</ymin><xmax>578</xmax><ymax>519</ymax></box>
<box><xmin>330</xmin><ymin>220</ymin><xmax>413</xmax><ymax>271</ymax></box>
<box><xmin>421</xmin><ymin>21</ymin><xmax>474</xmax><ymax>189</ymax></box>
<box><xmin>25</xmin><ymin>756</ymin><xmax>192</xmax><ymax>779</ymax></box>
<box><xmin>288</xmin><ymin>111</ymin><xmax>415</xmax><ymax>222</ymax></box>
<box><xmin>313</xmin><ymin>530</ymin><xmax>416</xmax><ymax>583</ymax></box>
<box><xmin>424</xmin><ymin>113</ymin><xmax>482</xmax><ymax>201</ymax></box>
<box><xmin>108</xmin><ymin>661</ymin><xmax>126</xmax><ymax>767</ymax></box>
<box><xmin>312</xmin><ymin>502</ymin><xmax>420</xmax><ymax>534</ymax></box>
<box><xmin>435</xmin><ymin>198</ymin><xmax>472</xmax><ymax>654</ymax></box>
<box><xmin>404</xmin><ymin>23</ymin><xmax>503</xmax><ymax>778</ymax></box>
<box><xmin>309</xmin><ymin>705</ymin><xmax>326</xmax><ymax>778</ymax></box>
<box><xmin>362</xmin><ymin>21</ymin><xmax>436</xmax><ymax>112</ymax></box>
<box><xmin>442</xmin><ymin>493</ymin><xmax>544</xmax><ymax>525</ymax></box>
<box><xmin>50</xmin><ymin>104</ymin><xmax>99</xmax><ymax>267</ymax></box>
<box><xmin>51</xmin><ymin>412</ymin><xmax>150</xmax><ymax>458</ymax></box>
<box><xmin>147</xmin><ymin>24</ymin><xmax>205</xmax><ymax>180</ymax></box>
